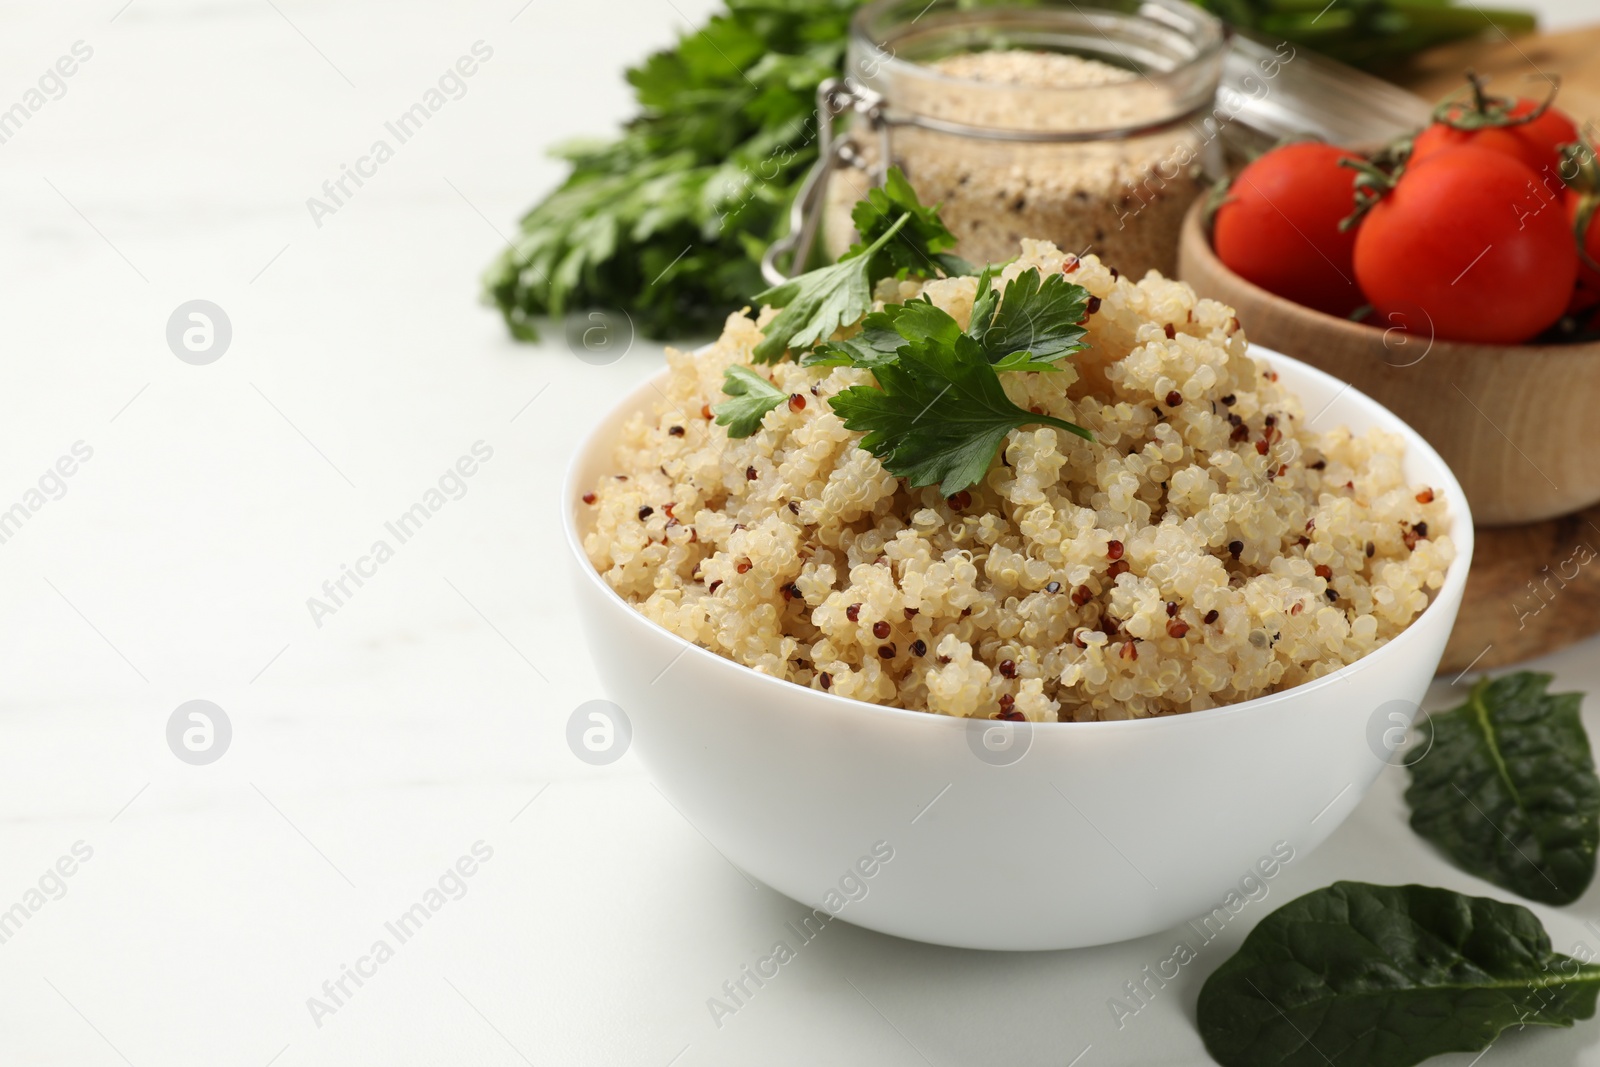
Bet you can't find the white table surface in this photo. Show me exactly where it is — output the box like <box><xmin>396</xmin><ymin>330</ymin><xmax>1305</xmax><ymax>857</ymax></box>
<box><xmin>2</xmin><ymin>1</ymin><xmax>1598</xmax><ymax>1064</ymax></box>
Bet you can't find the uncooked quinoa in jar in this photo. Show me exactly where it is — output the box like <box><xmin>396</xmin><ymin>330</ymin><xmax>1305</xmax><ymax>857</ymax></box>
<box><xmin>832</xmin><ymin>51</ymin><xmax>1203</xmax><ymax>275</ymax></box>
<box><xmin>825</xmin><ymin>0</ymin><xmax>1222</xmax><ymax>279</ymax></box>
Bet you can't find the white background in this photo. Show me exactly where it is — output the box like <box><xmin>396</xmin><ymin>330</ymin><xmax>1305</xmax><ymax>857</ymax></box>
<box><xmin>0</xmin><ymin>0</ymin><xmax>1597</xmax><ymax>1064</ymax></box>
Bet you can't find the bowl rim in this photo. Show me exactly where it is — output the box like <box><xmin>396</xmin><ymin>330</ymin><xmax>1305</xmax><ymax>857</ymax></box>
<box><xmin>1179</xmin><ymin>199</ymin><xmax>1600</xmax><ymax>358</ymax></box>
<box><xmin>562</xmin><ymin>345</ymin><xmax>1475</xmax><ymax>732</ymax></box>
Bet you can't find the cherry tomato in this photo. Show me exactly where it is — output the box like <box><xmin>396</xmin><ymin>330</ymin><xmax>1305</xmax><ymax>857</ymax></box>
<box><xmin>1211</xmin><ymin>142</ymin><xmax>1366</xmax><ymax>318</ymax></box>
<box><xmin>1353</xmin><ymin>146</ymin><xmax>1577</xmax><ymax>345</ymax></box>
<box><xmin>1568</xmin><ymin>189</ymin><xmax>1600</xmax><ymax>296</ymax></box>
<box><xmin>1412</xmin><ymin>94</ymin><xmax>1578</xmax><ymax>183</ymax></box>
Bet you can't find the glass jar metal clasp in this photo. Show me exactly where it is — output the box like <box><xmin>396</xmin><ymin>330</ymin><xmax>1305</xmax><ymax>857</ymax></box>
<box><xmin>760</xmin><ymin>78</ymin><xmax>890</xmax><ymax>287</ymax></box>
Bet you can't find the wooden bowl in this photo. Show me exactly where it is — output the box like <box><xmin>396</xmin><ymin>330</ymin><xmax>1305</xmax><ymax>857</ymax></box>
<box><xmin>1176</xmin><ymin>199</ymin><xmax>1600</xmax><ymax>526</ymax></box>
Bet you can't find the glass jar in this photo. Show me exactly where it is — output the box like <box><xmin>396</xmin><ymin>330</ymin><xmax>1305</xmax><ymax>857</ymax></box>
<box><xmin>770</xmin><ymin>0</ymin><xmax>1228</xmax><ymax>284</ymax></box>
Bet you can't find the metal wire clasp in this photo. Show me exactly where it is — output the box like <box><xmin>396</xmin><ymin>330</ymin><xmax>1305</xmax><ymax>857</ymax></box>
<box><xmin>760</xmin><ymin>78</ymin><xmax>891</xmax><ymax>287</ymax></box>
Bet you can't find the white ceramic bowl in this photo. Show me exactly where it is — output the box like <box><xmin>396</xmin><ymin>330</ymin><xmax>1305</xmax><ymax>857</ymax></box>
<box><xmin>562</xmin><ymin>347</ymin><xmax>1475</xmax><ymax>951</ymax></box>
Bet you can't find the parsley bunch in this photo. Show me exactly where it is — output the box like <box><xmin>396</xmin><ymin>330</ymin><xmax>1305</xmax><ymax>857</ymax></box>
<box><xmin>714</xmin><ymin>174</ymin><xmax>1094</xmax><ymax>495</ymax></box>
<box><xmin>483</xmin><ymin>0</ymin><xmax>860</xmax><ymax>341</ymax></box>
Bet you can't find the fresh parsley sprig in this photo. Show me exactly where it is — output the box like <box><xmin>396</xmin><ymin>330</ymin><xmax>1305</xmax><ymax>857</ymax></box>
<box><xmin>848</xmin><ymin>167</ymin><xmax>973</xmax><ymax>280</ymax></box>
<box><xmin>829</xmin><ymin>323</ymin><xmax>1092</xmax><ymax>495</ymax></box>
<box><xmin>749</xmin><ymin>213</ymin><xmax>908</xmax><ymax>364</ymax></box>
<box><xmin>727</xmin><ymin>178</ymin><xmax>1093</xmax><ymax>490</ymax></box>
<box><xmin>801</xmin><ymin>267</ymin><xmax>1093</xmax><ymax>375</ymax></box>
<box><xmin>752</xmin><ymin>166</ymin><xmax>973</xmax><ymax>364</ymax></box>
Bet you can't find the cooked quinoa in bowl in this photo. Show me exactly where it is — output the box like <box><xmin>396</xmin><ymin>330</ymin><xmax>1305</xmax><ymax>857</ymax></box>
<box><xmin>579</xmin><ymin>241</ymin><xmax>1454</xmax><ymax>722</ymax></box>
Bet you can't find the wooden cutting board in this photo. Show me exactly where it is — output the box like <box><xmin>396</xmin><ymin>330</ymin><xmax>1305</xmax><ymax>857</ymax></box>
<box><xmin>1394</xmin><ymin>24</ymin><xmax>1600</xmax><ymax>128</ymax></box>
<box><xmin>1390</xmin><ymin>26</ymin><xmax>1600</xmax><ymax>672</ymax></box>
<box><xmin>1438</xmin><ymin>504</ymin><xmax>1600</xmax><ymax>673</ymax></box>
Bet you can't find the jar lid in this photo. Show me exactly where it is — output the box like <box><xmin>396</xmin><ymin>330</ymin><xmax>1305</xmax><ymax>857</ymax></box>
<box><xmin>847</xmin><ymin>0</ymin><xmax>1228</xmax><ymax>141</ymax></box>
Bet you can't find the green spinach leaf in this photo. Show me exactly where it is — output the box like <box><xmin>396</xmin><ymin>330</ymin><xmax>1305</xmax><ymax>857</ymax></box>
<box><xmin>1198</xmin><ymin>881</ymin><xmax>1600</xmax><ymax>1067</ymax></box>
<box><xmin>1406</xmin><ymin>672</ymin><xmax>1599</xmax><ymax>905</ymax></box>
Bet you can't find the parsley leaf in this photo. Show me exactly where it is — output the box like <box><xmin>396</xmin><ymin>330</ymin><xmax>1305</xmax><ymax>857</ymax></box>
<box><xmin>970</xmin><ymin>267</ymin><xmax>1091</xmax><ymax>366</ymax></box>
<box><xmin>990</xmin><ymin>350</ymin><xmax>1069</xmax><ymax>373</ymax></box>
<box><xmin>750</xmin><ymin>213</ymin><xmax>908</xmax><ymax>363</ymax></box>
<box><xmin>800</xmin><ymin>297</ymin><xmax>959</xmax><ymax>369</ymax></box>
<box><xmin>712</xmin><ymin>365</ymin><xmax>787</xmax><ymax>438</ymax></box>
<box><xmin>799</xmin><ymin>335</ymin><xmax>899</xmax><ymax>369</ymax></box>
<box><xmin>848</xmin><ymin>167</ymin><xmax>974</xmax><ymax>280</ymax></box>
<box><xmin>887</xmin><ymin>297</ymin><xmax>964</xmax><ymax>347</ymax></box>
<box><xmin>828</xmin><ymin>330</ymin><xmax>1091</xmax><ymax>494</ymax></box>
<box><xmin>966</xmin><ymin>265</ymin><xmax>1000</xmax><ymax>341</ymax></box>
